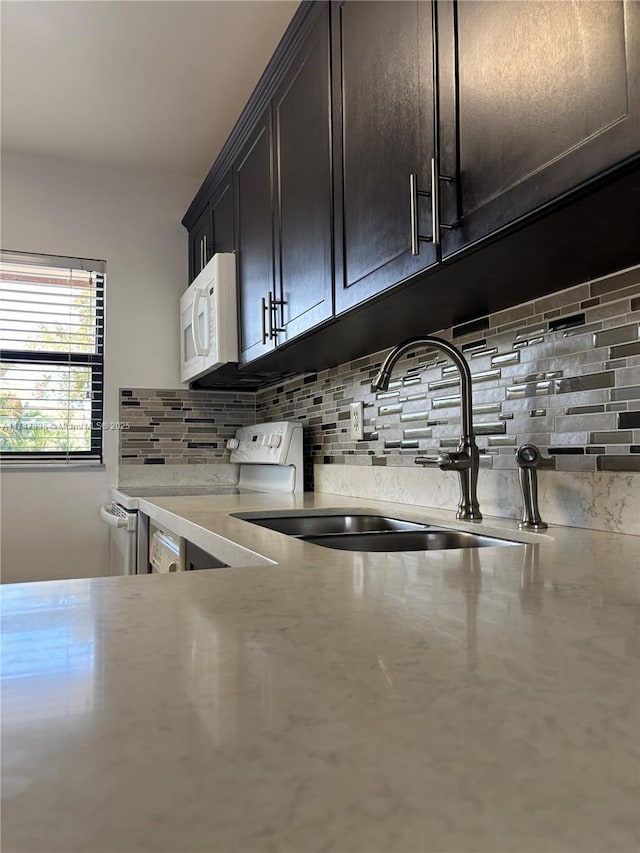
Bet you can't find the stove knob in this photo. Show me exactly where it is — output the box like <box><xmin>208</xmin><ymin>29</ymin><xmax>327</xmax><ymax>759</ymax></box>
<box><xmin>226</xmin><ymin>438</ymin><xmax>239</xmax><ymax>450</ymax></box>
<box><xmin>268</xmin><ymin>434</ymin><xmax>282</xmax><ymax>449</ymax></box>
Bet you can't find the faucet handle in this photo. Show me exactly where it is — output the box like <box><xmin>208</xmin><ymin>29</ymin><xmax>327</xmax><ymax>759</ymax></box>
<box><xmin>417</xmin><ymin>452</ymin><xmax>471</xmax><ymax>471</ymax></box>
<box><xmin>415</xmin><ymin>455</ymin><xmax>442</xmax><ymax>467</ymax></box>
<box><xmin>415</xmin><ymin>453</ymin><xmax>455</xmax><ymax>467</ymax></box>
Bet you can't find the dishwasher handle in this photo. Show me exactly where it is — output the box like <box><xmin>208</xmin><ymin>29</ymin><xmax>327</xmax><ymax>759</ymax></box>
<box><xmin>100</xmin><ymin>504</ymin><xmax>136</xmax><ymax>531</ymax></box>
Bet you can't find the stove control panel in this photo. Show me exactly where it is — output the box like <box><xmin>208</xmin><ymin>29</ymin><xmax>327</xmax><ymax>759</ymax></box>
<box><xmin>230</xmin><ymin>421</ymin><xmax>301</xmax><ymax>466</ymax></box>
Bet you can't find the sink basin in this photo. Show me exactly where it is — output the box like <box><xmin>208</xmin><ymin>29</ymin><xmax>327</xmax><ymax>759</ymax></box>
<box><xmin>302</xmin><ymin>529</ymin><xmax>520</xmax><ymax>552</ymax></box>
<box><xmin>233</xmin><ymin>512</ymin><xmax>522</xmax><ymax>551</ymax></box>
<box><xmin>233</xmin><ymin>513</ymin><xmax>429</xmax><ymax>537</ymax></box>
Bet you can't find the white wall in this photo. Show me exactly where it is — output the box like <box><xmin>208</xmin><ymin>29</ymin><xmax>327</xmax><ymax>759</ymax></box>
<box><xmin>0</xmin><ymin>149</ymin><xmax>198</xmax><ymax>583</ymax></box>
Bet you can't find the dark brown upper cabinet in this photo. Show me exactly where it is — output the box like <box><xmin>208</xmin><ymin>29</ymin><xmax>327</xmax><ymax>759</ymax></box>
<box><xmin>273</xmin><ymin>3</ymin><xmax>333</xmax><ymax>344</ymax></box>
<box><xmin>183</xmin><ymin>0</ymin><xmax>640</xmax><ymax>383</ymax></box>
<box><xmin>187</xmin><ymin>173</ymin><xmax>234</xmax><ymax>285</ymax></box>
<box><xmin>331</xmin><ymin>0</ymin><xmax>438</xmax><ymax>315</ymax></box>
<box><xmin>235</xmin><ymin>109</ymin><xmax>279</xmax><ymax>365</ymax></box>
<box><xmin>210</xmin><ymin>171</ymin><xmax>235</xmax><ymax>255</ymax></box>
<box><xmin>188</xmin><ymin>205</ymin><xmax>212</xmax><ymax>284</ymax></box>
<box><xmin>437</xmin><ymin>0</ymin><xmax>640</xmax><ymax>258</ymax></box>
<box><xmin>236</xmin><ymin>4</ymin><xmax>333</xmax><ymax>367</ymax></box>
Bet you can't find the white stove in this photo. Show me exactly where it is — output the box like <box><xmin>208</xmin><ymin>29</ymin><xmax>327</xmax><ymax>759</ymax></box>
<box><xmin>101</xmin><ymin>421</ymin><xmax>303</xmax><ymax>574</ymax></box>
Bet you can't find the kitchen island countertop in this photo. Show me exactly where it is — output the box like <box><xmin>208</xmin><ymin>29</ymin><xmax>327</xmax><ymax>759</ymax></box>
<box><xmin>2</xmin><ymin>491</ymin><xmax>639</xmax><ymax>853</ymax></box>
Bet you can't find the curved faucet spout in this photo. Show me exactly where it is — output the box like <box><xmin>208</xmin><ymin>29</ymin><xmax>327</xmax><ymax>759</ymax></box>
<box><xmin>372</xmin><ymin>336</ymin><xmax>482</xmax><ymax>522</ymax></box>
<box><xmin>372</xmin><ymin>336</ymin><xmax>474</xmax><ymax>438</ymax></box>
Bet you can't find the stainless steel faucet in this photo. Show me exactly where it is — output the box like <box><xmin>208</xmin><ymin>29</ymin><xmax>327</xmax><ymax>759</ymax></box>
<box><xmin>372</xmin><ymin>336</ymin><xmax>482</xmax><ymax>522</ymax></box>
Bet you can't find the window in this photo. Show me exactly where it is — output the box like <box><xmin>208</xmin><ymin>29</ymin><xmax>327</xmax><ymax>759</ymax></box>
<box><xmin>0</xmin><ymin>250</ymin><xmax>105</xmax><ymax>464</ymax></box>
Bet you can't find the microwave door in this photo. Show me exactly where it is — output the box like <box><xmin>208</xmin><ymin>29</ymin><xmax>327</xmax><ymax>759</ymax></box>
<box><xmin>192</xmin><ymin>287</ymin><xmax>209</xmax><ymax>356</ymax></box>
<box><xmin>180</xmin><ymin>253</ymin><xmax>237</xmax><ymax>384</ymax></box>
<box><xmin>180</xmin><ymin>287</ymin><xmax>208</xmax><ymax>382</ymax></box>
<box><xmin>180</xmin><ymin>289</ymin><xmax>204</xmax><ymax>382</ymax></box>
<box><xmin>181</xmin><ymin>297</ymin><xmax>197</xmax><ymax>359</ymax></box>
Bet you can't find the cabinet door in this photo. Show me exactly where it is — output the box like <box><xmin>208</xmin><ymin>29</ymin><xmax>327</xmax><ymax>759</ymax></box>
<box><xmin>274</xmin><ymin>5</ymin><xmax>333</xmax><ymax>344</ymax></box>
<box><xmin>235</xmin><ymin>110</ymin><xmax>278</xmax><ymax>365</ymax></box>
<box><xmin>438</xmin><ymin>0</ymin><xmax>640</xmax><ymax>258</ymax></box>
<box><xmin>188</xmin><ymin>206</ymin><xmax>212</xmax><ymax>283</ymax></box>
<box><xmin>332</xmin><ymin>0</ymin><xmax>438</xmax><ymax>315</ymax></box>
<box><xmin>211</xmin><ymin>172</ymin><xmax>235</xmax><ymax>254</ymax></box>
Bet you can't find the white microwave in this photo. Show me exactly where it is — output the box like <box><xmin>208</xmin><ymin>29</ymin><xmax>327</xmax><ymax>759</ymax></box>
<box><xmin>180</xmin><ymin>253</ymin><xmax>238</xmax><ymax>383</ymax></box>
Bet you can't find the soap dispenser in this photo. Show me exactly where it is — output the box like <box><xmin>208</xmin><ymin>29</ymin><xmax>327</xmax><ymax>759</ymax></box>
<box><xmin>515</xmin><ymin>444</ymin><xmax>548</xmax><ymax>531</ymax></box>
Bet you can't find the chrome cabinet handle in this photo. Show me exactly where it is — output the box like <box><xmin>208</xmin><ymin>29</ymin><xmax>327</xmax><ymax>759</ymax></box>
<box><xmin>411</xmin><ymin>161</ymin><xmax>455</xmax><ymax>254</ymax></box>
<box><xmin>270</xmin><ymin>292</ymin><xmax>285</xmax><ymax>339</ymax></box>
<box><xmin>261</xmin><ymin>296</ymin><xmax>268</xmax><ymax>344</ymax></box>
<box><xmin>410</xmin><ymin>173</ymin><xmax>419</xmax><ymax>255</ymax></box>
<box><xmin>430</xmin><ymin>158</ymin><xmax>440</xmax><ymax>246</ymax></box>
<box><xmin>410</xmin><ymin>173</ymin><xmax>432</xmax><ymax>255</ymax></box>
<box><xmin>203</xmin><ymin>234</ymin><xmax>208</xmax><ymax>266</ymax></box>
<box><xmin>430</xmin><ymin>157</ymin><xmax>455</xmax><ymax>245</ymax></box>
<box><xmin>262</xmin><ymin>291</ymin><xmax>286</xmax><ymax>345</ymax></box>
<box><xmin>267</xmin><ymin>291</ymin><xmax>274</xmax><ymax>340</ymax></box>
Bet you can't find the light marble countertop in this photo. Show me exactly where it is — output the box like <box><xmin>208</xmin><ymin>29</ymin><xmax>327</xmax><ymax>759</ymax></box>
<box><xmin>2</xmin><ymin>492</ymin><xmax>639</xmax><ymax>853</ymax></box>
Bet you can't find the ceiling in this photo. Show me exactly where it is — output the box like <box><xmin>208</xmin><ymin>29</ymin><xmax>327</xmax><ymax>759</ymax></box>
<box><xmin>0</xmin><ymin>0</ymin><xmax>299</xmax><ymax>179</ymax></box>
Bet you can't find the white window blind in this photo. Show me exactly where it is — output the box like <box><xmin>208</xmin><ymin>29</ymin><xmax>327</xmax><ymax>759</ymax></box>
<box><xmin>0</xmin><ymin>250</ymin><xmax>105</xmax><ymax>464</ymax></box>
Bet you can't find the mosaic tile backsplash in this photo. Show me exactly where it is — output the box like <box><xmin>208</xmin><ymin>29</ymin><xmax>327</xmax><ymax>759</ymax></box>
<box><xmin>119</xmin><ymin>265</ymin><xmax>639</xmax><ymax>487</ymax></box>
<box><xmin>256</xmin><ymin>264</ymin><xmax>640</xmax><ymax>486</ymax></box>
<box><xmin>119</xmin><ymin>389</ymin><xmax>255</xmax><ymax>464</ymax></box>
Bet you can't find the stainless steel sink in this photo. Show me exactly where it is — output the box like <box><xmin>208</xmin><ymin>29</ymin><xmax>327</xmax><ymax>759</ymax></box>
<box><xmin>233</xmin><ymin>513</ymin><xmax>429</xmax><ymax>537</ymax></box>
<box><xmin>302</xmin><ymin>529</ymin><xmax>519</xmax><ymax>552</ymax></box>
<box><xmin>233</xmin><ymin>512</ymin><xmax>521</xmax><ymax>551</ymax></box>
